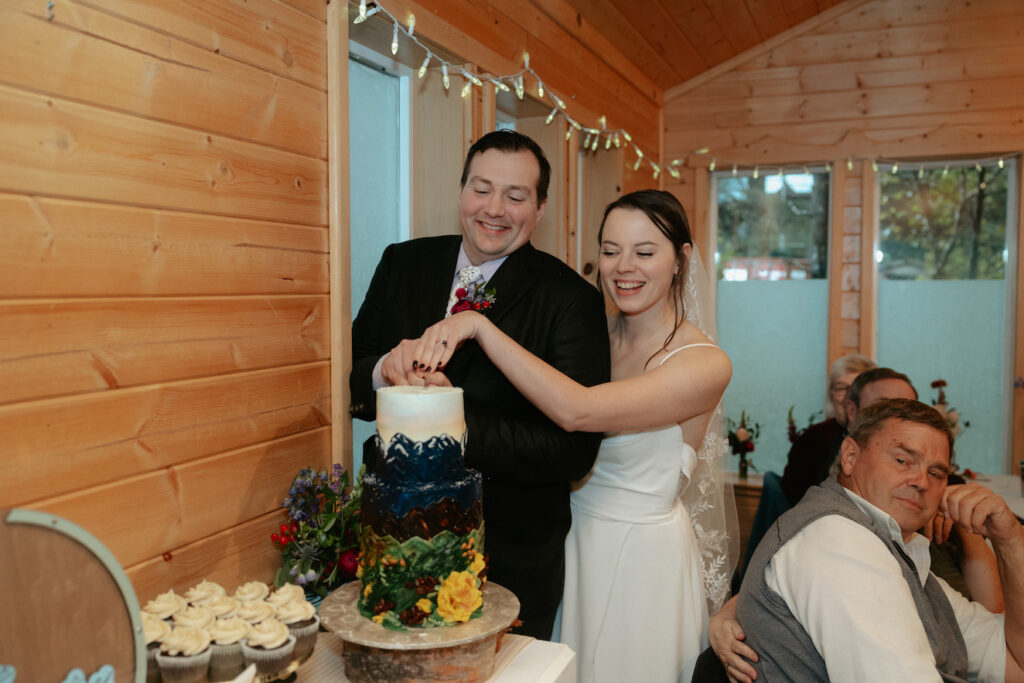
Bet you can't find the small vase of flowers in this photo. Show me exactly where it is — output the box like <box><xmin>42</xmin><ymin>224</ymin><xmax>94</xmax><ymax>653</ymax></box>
<box><xmin>728</xmin><ymin>411</ymin><xmax>760</xmax><ymax>480</ymax></box>
<box><xmin>272</xmin><ymin>464</ymin><xmax>363</xmax><ymax>601</ymax></box>
<box><xmin>930</xmin><ymin>379</ymin><xmax>970</xmax><ymax>438</ymax></box>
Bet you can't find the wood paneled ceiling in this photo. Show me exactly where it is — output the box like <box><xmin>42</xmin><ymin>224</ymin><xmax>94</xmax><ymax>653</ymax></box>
<box><xmin>555</xmin><ymin>0</ymin><xmax>846</xmax><ymax>90</ymax></box>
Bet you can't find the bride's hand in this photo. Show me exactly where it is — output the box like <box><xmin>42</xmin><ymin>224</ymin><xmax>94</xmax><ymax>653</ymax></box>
<box><xmin>410</xmin><ymin>311</ymin><xmax>485</xmax><ymax>375</ymax></box>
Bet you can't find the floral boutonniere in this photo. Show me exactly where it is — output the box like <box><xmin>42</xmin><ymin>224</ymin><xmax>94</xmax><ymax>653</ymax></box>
<box><xmin>450</xmin><ymin>279</ymin><xmax>497</xmax><ymax>315</ymax></box>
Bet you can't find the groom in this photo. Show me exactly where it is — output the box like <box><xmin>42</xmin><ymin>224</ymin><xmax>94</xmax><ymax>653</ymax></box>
<box><xmin>350</xmin><ymin>130</ymin><xmax>610</xmax><ymax>638</ymax></box>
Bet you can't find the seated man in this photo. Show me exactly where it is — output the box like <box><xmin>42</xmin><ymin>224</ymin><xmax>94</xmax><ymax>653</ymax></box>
<box><xmin>722</xmin><ymin>399</ymin><xmax>1021</xmax><ymax>682</ymax></box>
<box><xmin>781</xmin><ymin>366</ymin><xmax>914</xmax><ymax>506</ymax></box>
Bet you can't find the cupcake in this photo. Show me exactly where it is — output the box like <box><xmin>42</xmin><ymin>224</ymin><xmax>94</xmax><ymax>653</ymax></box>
<box><xmin>274</xmin><ymin>598</ymin><xmax>319</xmax><ymax>660</ymax></box>
<box><xmin>184</xmin><ymin>579</ymin><xmax>226</xmax><ymax>606</ymax></box>
<box><xmin>142</xmin><ymin>612</ymin><xmax>172</xmax><ymax>682</ymax></box>
<box><xmin>206</xmin><ymin>595</ymin><xmax>239</xmax><ymax>619</ymax></box>
<box><xmin>143</xmin><ymin>589</ymin><xmax>188</xmax><ymax>621</ymax></box>
<box><xmin>172</xmin><ymin>605</ymin><xmax>215</xmax><ymax>631</ymax></box>
<box><xmin>156</xmin><ymin>626</ymin><xmax>212</xmax><ymax>683</ymax></box>
<box><xmin>233</xmin><ymin>581</ymin><xmax>270</xmax><ymax>602</ymax></box>
<box><xmin>242</xmin><ymin>618</ymin><xmax>296</xmax><ymax>675</ymax></box>
<box><xmin>235</xmin><ymin>599</ymin><xmax>275</xmax><ymax>624</ymax></box>
<box><xmin>266</xmin><ymin>583</ymin><xmax>305</xmax><ymax>608</ymax></box>
<box><xmin>208</xmin><ymin>616</ymin><xmax>251</xmax><ymax>680</ymax></box>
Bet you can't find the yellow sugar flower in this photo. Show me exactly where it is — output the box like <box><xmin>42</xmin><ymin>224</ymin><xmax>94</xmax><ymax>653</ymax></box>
<box><xmin>363</xmin><ymin>582</ymin><xmax>374</xmax><ymax>598</ymax></box>
<box><xmin>416</xmin><ymin>598</ymin><xmax>433</xmax><ymax>614</ymax></box>
<box><xmin>436</xmin><ymin>571</ymin><xmax>482</xmax><ymax>623</ymax></box>
<box><xmin>372</xmin><ymin>613</ymin><xmax>385</xmax><ymax>624</ymax></box>
<box><xmin>469</xmin><ymin>553</ymin><xmax>485</xmax><ymax>576</ymax></box>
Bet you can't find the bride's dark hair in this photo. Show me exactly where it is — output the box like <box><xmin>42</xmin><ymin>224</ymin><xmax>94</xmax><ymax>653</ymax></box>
<box><xmin>597</xmin><ymin>189</ymin><xmax>694</xmax><ymax>369</ymax></box>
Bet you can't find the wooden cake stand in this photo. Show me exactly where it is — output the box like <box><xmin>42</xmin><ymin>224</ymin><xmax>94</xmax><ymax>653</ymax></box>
<box><xmin>319</xmin><ymin>582</ymin><xmax>520</xmax><ymax>682</ymax></box>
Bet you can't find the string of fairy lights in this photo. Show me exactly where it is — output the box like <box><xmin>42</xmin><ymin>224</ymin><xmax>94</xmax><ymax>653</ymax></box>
<box><xmin>353</xmin><ymin>1</ymin><xmax>1013</xmax><ymax>183</ymax></box>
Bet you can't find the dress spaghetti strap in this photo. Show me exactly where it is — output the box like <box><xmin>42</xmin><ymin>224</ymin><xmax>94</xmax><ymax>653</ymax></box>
<box><xmin>657</xmin><ymin>343</ymin><xmax>719</xmax><ymax>366</ymax></box>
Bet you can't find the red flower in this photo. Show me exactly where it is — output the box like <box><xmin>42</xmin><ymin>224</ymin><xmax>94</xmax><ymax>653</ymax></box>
<box><xmin>338</xmin><ymin>548</ymin><xmax>359</xmax><ymax>578</ymax></box>
<box><xmin>455</xmin><ymin>287</ymin><xmax>468</xmax><ymax>299</ymax></box>
<box><xmin>746</xmin><ymin>441</ymin><xmax>755</xmax><ymax>452</ymax></box>
<box><xmin>473</xmin><ymin>302</ymin><xmax>482</xmax><ymax>310</ymax></box>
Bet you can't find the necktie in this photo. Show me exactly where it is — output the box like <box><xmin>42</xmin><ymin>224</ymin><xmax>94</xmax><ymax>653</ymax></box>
<box><xmin>445</xmin><ymin>265</ymin><xmax>482</xmax><ymax>318</ymax></box>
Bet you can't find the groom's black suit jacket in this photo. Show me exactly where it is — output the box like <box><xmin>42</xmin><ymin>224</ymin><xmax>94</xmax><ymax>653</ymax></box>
<box><xmin>351</xmin><ymin>235</ymin><xmax>610</xmax><ymax>637</ymax></box>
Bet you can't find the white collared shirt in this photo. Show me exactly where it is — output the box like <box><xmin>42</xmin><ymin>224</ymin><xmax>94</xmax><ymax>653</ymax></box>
<box><xmin>764</xmin><ymin>487</ymin><xmax>1006</xmax><ymax>682</ymax></box>
<box><xmin>371</xmin><ymin>244</ymin><xmax>507</xmax><ymax>390</ymax></box>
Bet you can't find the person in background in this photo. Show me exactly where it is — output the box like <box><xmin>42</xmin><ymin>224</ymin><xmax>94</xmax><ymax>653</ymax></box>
<box><xmin>717</xmin><ymin>399</ymin><xmax>1021</xmax><ymax>682</ymax></box>
<box><xmin>779</xmin><ymin>354</ymin><xmax>876</xmax><ymax>506</ymax></box>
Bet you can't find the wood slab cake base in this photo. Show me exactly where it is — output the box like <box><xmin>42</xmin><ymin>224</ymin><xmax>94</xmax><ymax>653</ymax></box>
<box><xmin>319</xmin><ymin>582</ymin><xmax>520</xmax><ymax>682</ymax></box>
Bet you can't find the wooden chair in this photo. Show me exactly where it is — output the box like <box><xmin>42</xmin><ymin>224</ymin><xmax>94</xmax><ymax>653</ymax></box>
<box><xmin>0</xmin><ymin>509</ymin><xmax>146</xmax><ymax>682</ymax></box>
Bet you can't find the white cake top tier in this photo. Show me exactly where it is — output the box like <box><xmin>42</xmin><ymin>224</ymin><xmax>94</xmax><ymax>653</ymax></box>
<box><xmin>376</xmin><ymin>386</ymin><xmax>466</xmax><ymax>444</ymax></box>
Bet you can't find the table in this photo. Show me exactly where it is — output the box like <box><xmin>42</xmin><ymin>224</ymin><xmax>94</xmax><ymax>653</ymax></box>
<box><xmin>299</xmin><ymin>631</ymin><xmax>576</xmax><ymax>682</ymax></box>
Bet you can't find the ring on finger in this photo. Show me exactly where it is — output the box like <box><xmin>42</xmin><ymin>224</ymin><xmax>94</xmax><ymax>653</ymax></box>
<box><xmin>440</xmin><ymin>339</ymin><xmax>448</xmax><ymax>347</ymax></box>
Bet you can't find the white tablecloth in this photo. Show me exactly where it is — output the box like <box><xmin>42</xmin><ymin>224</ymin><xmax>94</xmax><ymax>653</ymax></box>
<box><xmin>298</xmin><ymin>631</ymin><xmax>576</xmax><ymax>682</ymax></box>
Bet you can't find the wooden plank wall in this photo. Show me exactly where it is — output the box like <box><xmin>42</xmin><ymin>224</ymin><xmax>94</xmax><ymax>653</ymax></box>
<box><xmin>662</xmin><ymin>0</ymin><xmax>1024</xmax><ymax>464</ymax></box>
<box><xmin>0</xmin><ymin>0</ymin><xmax>330</xmax><ymax>602</ymax></box>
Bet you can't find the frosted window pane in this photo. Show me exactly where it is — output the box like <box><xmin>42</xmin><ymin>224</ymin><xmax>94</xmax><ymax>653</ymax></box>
<box><xmin>717</xmin><ymin>281</ymin><xmax>829</xmax><ymax>476</ymax></box>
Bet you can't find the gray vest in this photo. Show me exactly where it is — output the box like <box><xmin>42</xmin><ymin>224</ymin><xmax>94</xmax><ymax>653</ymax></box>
<box><xmin>736</xmin><ymin>477</ymin><xmax>969</xmax><ymax>681</ymax></box>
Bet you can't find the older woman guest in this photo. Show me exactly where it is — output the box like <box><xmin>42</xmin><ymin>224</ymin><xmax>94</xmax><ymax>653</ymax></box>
<box><xmin>779</xmin><ymin>354</ymin><xmax>876</xmax><ymax>505</ymax></box>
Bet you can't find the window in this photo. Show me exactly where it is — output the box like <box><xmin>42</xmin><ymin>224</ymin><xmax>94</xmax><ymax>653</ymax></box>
<box><xmin>877</xmin><ymin>159</ymin><xmax>1017</xmax><ymax>473</ymax></box>
<box><xmin>713</xmin><ymin>170</ymin><xmax>831</xmax><ymax>475</ymax></box>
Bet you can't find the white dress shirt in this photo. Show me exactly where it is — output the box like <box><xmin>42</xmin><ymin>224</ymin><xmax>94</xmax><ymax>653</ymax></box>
<box><xmin>371</xmin><ymin>245</ymin><xmax>507</xmax><ymax>390</ymax></box>
<box><xmin>765</xmin><ymin>487</ymin><xmax>1006</xmax><ymax>682</ymax></box>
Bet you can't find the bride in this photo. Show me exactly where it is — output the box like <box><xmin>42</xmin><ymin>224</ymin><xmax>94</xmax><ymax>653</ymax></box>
<box><xmin>409</xmin><ymin>189</ymin><xmax>737</xmax><ymax>682</ymax></box>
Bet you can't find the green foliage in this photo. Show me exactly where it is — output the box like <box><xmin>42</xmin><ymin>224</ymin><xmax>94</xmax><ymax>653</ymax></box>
<box><xmin>879</xmin><ymin>164</ymin><xmax>1008</xmax><ymax>280</ymax></box>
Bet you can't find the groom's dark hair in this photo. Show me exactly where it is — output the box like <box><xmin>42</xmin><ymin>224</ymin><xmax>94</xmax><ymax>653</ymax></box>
<box><xmin>460</xmin><ymin>130</ymin><xmax>551</xmax><ymax>204</ymax></box>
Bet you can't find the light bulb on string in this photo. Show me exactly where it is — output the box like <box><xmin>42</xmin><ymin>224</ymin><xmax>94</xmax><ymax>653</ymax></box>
<box><xmin>635</xmin><ymin>148</ymin><xmax>644</xmax><ymax>160</ymax></box>
<box><xmin>998</xmin><ymin>157</ymin><xmax>1005</xmax><ymax>169</ymax></box>
<box><xmin>461</xmin><ymin>81</ymin><xmax>472</xmax><ymax>98</ymax></box>
<box><xmin>391</xmin><ymin>24</ymin><xmax>398</xmax><ymax>55</ymax></box>
<box><xmin>847</xmin><ymin>158</ymin><xmax>853</xmax><ymax>171</ymax></box>
<box><xmin>545</xmin><ymin>107</ymin><xmax>557</xmax><ymax>125</ymax></box>
<box><xmin>565</xmin><ymin>127</ymin><xmax>573</xmax><ymax>141</ymax></box>
<box><xmin>605</xmin><ymin>136</ymin><xmax>612</xmax><ymax>150</ymax></box>
<box><xmin>418</xmin><ymin>54</ymin><xmax>430</xmax><ymax>79</ymax></box>
<box><xmin>732</xmin><ymin>165</ymin><xmax>737</xmax><ymax>177</ymax></box>
<box><xmin>633</xmin><ymin>157</ymin><xmax>642</xmax><ymax>171</ymax></box>
<box><xmin>709</xmin><ymin>159</ymin><xmax>716</xmax><ymax>172</ymax></box>
<box><xmin>613</xmin><ymin>133</ymin><xmax>621</xmax><ymax>148</ymax></box>
<box><xmin>753</xmin><ymin>166</ymin><xmax>759</xmax><ymax>179</ymax></box>
<box><xmin>572</xmin><ymin>120</ymin><xmax>582</xmax><ymax>131</ymax></box>
<box><xmin>407</xmin><ymin>13</ymin><xmax>415</xmax><ymax>36</ymax></box>
<box><xmin>891</xmin><ymin>162</ymin><xmax>899</xmax><ymax>174</ymax></box>
<box><xmin>590</xmin><ymin>136</ymin><xmax>599</xmax><ymax>152</ymax></box>
<box><xmin>537</xmin><ymin>82</ymin><xmax>544</xmax><ymax>98</ymax></box>
<box><xmin>871</xmin><ymin>160</ymin><xmax>878</xmax><ymax>172</ymax></box>
<box><xmin>441</xmin><ymin>63</ymin><xmax>449</xmax><ymax>90</ymax></box>
<box><xmin>555</xmin><ymin>95</ymin><xmax>567</xmax><ymax>110</ymax></box>
<box><xmin>622</xmin><ymin>131</ymin><xmax>632</xmax><ymax>143</ymax></box>
<box><xmin>583</xmin><ymin>133</ymin><xmax>592</xmax><ymax>150</ymax></box>
<box><xmin>918</xmin><ymin>165</ymin><xmax>925</xmax><ymax>179</ymax></box>
<box><xmin>975</xmin><ymin>162</ymin><xmax>982</xmax><ymax>172</ymax></box>
<box><xmin>599</xmin><ymin>115</ymin><xmax>607</xmax><ymax>130</ymax></box>
<box><xmin>652</xmin><ymin>163</ymin><xmax>660</xmax><ymax>180</ymax></box>
<box><xmin>696</xmin><ymin>148</ymin><xmax>709</xmax><ymax>155</ymax></box>
<box><xmin>669</xmin><ymin>167</ymin><xmax>681</xmax><ymax>180</ymax></box>
<box><xmin>515</xmin><ymin>76</ymin><xmax>524</xmax><ymax>100</ymax></box>
<box><xmin>825</xmin><ymin>162</ymin><xmax>831</xmax><ymax>172</ymax></box>
<box><xmin>942</xmin><ymin>165</ymin><xmax>949</xmax><ymax>177</ymax></box>
<box><xmin>778</xmin><ymin>168</ymin><xmax>784</xmax><ymax>179</ymax></box>
<box><xmin>359</xmin><ymin>0</ymin><xmax>366</xmax><ymax>20</ymax></box>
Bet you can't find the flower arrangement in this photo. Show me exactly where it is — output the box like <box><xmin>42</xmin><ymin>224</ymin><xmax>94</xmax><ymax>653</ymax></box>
<box><xmin>272</xmin><ymin>464</ymin><xmax>362</xmax><ymax>598</ymax></box>
<box><xmin>727</xmin><ymin>411</ymin><xmax>760</xmax><ymax>479</ymax></box>
<box><xmin>450</xmin><ymin>279</ymin><xmax>496</xmax><ymax>315</ymax></box>
<box><xmin>930</xmin><ymin>379</ymin><xmax>970</xmax><ymax>437</ymax></box>
<box><xmin>787</xmin><ymin>406</ymin><xmax>823</xmax><ymax>444</ymax></box>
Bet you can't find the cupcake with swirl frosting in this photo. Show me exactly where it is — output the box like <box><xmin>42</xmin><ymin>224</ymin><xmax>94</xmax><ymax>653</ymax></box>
<box><xmin>206</xmin><ymin>595</ymin><xmax>239</xmax><ymax>619</ymax></box>
<box><xmin>274</xmin><ymin>597</ymin><xmax>319</xmax><ymax>660</ymax></box>
<box><xmin>233</xmin><ymin>581</ymin><xmax>270</xmax><ymax>602</ymax></box>
<box><xmin>143</xmin><ymin>589</ymin><xmax>188</xmax><ymax>621</ymax></box>
<box><xmin>172</xmin><ymin>605</ymin><xmax>215</xmax><ymax>631</ymax></box>
<box><xmin>156</xmin><ymin>626</ymin><xmax>212</xmax><ymax>683</ymax></box>
<box><xmin>208</xmin><ymin>616</ymin><xmax>251</xmax><ymax>680</ymax></box>
<box><xmin>236</xmin><ymin>599</ymin><xmax>275</xmax><ymax>625</ymax></box>
<box><xmin>184</xmin><ymin>579</ymin><xmax>226</xmax><ymax>606</ymax></box>
<box><xmin>142</xmin><ymin>612</ymin><xmax>172</xmax><ymax>682</ymax></box>
<box><xmin>266</xmin><ymin>583</ymin><xmax>306</xmax><ymax>608</ymax></box>
<box><xmin>242</xmin><ymin>617</ymin><xmax>296</xmax><ymax>675</ymax></box>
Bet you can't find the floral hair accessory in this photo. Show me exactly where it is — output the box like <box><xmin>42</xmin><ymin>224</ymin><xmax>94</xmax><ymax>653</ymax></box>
<box><xmin>450</xmin><ymin>279</ymin><xmax>496</xmax><ymax>315</ymax></box>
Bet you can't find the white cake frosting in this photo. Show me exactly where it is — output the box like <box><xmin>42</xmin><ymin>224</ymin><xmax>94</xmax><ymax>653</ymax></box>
<box><xmin>376</xmin><ymin>386</ymin><xmax>466</xmax><ymax>443</ymax></box>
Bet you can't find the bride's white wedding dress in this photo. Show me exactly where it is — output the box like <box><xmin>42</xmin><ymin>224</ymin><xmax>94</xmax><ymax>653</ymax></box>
<box><xmin>558</xmin><ymin>344</ymin><xmax>717</xmax><ymax>683</ymax></box>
